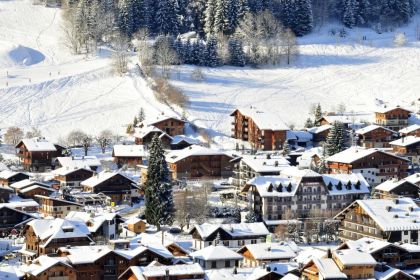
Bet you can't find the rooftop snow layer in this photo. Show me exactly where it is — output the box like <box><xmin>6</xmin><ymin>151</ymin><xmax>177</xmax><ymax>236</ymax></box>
<box><xmin>233</xmin><ymin>107</ymin><xmax>290</xmax><ymax>131</ymax></box>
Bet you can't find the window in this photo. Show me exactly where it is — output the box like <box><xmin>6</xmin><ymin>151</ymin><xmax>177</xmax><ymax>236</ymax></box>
<box><xmin>223</xmin><ymin>240</ymin><xmax>229</xmax><ymax>246</ymax></box>
<box><xmin>211</xmin><ymin>261</ymin><xmax>217</xmax><ymax>269</ymax></box>
<box><xmin>225</xmin><ymin>260</ymin><xmax>230</xmax><ymax>267</ymax></box>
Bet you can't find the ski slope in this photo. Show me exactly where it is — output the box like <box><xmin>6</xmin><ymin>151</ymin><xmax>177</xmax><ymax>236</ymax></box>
<box><xmin>0</xmin><ymin>0</ymin><xmax>418</xmax><ymax>143</ymax></box>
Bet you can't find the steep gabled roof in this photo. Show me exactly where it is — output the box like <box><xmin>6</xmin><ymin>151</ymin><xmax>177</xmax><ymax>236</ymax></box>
<box><xmin>16</xmin><ymin>137</ymin><xmax>57</xmax><ymax>152</ymax></box>
<box><xmin>355</xmin><ymin>124</ymin><xmax>396</xmax><ymax>135</ymax></box>
<box><xmin>190</xmin><ymin>245</ymin><xmax>243</xmax><ymax>261</ymax></box>
<box><xmin>231</xmin><ymin>107</ymin><xmax>289</xmax><ymax>131</ymax></box>
<box><xmin>326</xmin><ymin>146</ymin><xmax>409</xmax><ymax>164</ymax></box>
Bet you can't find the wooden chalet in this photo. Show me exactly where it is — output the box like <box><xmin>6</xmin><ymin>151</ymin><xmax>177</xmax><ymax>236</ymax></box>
<box><xmin>400</xmin><ymin>124</ymin><xmax>420</xmax><ymax>137</ymax></box>
<box><xmin>231</xmin><ymin>108</ymin><xmax>289</xmax><ymax>151</ymax></box>
<box><xmin>36</xmin><ymin>195</ymin><xmax>84</xmax><ymax>218</ymax></box>
<box><xmin>112</xmin><ymin>144</ymin><xmax>147</xmax><ymax>168</ymax></box>
<box><xmin>326</xmin><ymin>147</ymin><xmax>410</xmax><ymax>186</ymax></box>
<box><xmin>170</xmin><ymin>135</ymin><xmax>200</xmax><ymax>150</ymax></box>
<box><xmin>18</xmin><ymin>184</ymin><xmax>55</xmax><ymax>200</ymax></box>
<box><xmin>306</xmin><ymin>124</ymin><xmax>332</xmax><ymax>144</ymax></box>
<box><xmin>55</xmin><ymin>156</ymin><xmax>101</xmax><ymax>172</ymax></box>
<box><xmin>148</xmin><ymin>115</ymin><xmax>186</xmax><ymax>136</ymax></box>
<box><xmin>0</xmin><ymin>206</ymin><xmax>35</xmax><ymax>235</ymax></box>
<box><xmin>133</xmin><ymin>125</ymin><xmax>172</xmax><ymax>148</ymax></box>
<box><xmin>237</xmin><ymin>242</ymin><xmax>297</xmax><ymax>267</ymax></box>
<box><xmin>374</xmin><ymin>178</ymin><xmax>420</xmax><ymax>199</ymax></box>
<box><xmin>15</xmin><ymin>137</ymin><xmax>66</xmax><ymax>172</ymax></box>
<box><xmin>390</xmin><ymin>136</ymin><xmax>420</xmax><ymax>166</ymax></box>
<box><xmin>166</xmin><ymin>145</ymin><xmax>234</xmax><ymax>180</ymax></box>
<box><xmin>53</xmin><ymin>167</ymin><xmax>95</xmax><ymax>189</ymax></box>
<box><xmin>0</xmin><ymin>170</ymin><xmax>29</xmax><ymax>186</ymax></box>
<box><xmin>125</xmin><ymin>217</ymin><xmax>146</xmax><ymax>234</ymax></box>
<box><xmin>24</xmin><ymin>255</ymin><xmax>77</xmax><ymax>280</ymax></box>
<box><xmin>375</xmin><ymin>106</ymin><xmax>412</xmax><ymax>131</ymax></box>
<box><xmin>81</xmin><ymin>171</ymin><xmax>136</xmax><ymax>205</ymax></box>
<box><xmin>355</xmin><ymin>124</ymin><xmax>397</xmax><ymax>148</ymax></box>
<box><xmin>119</xmin><ymin>263</ymin><xmax>205</xmax><ymax>280</ymax></box>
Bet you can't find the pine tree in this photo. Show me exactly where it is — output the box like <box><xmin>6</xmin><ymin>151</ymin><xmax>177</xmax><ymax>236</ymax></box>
<box><xmin>304</xmin><ymin>118</ymin><xmax>314</xmax><ymax>128</ymax></box>
<box><xmin>228</xmin><ymin>38</ymin><xmax>245</xmax><ymax>66</ymax></box>
<box><xmin>145</xmin><ymin>135</ymin><xmax>174</xmax><ymax>230</ymax></box>
<box><xmin>205</xmin><ymin>35</ymin><xmax>220</xmax><ymax>67</ymax></box>
<box><xmin>118</xmin><ymin>0</ymin><xmax>135</xmax><ymax>36</ymax></box>
<box><xmin>245</xmin><ymin>210</ymin><xmax>259</xmax><ymax>223</ymax></box>
<box><xmin>294</xmin><ymin>0</ymin><xmax>313</xmax><ymax>36</ymax></box>
<box><xmin>138</xmin><ymin>107</ymin><xmax>146</xmax><ymax>122</ymax></box>
<box><xmin>342</xmin><ymin>0</ymin><xmax>357</xmax><ymax>28</ymax></box>
<box><xmin>204</xmin><ymin>0</ymin><xmax>217</xmax><ymax>35</ymax></box>
<box><xmin>140</xmin><ymin>0</ymin><xmax>156</xmax><ymax>32</ymax></box>
<box><xmin>155</xmin><ymin>0</ymin><xmax>179</xmax><ymax>35</ymax></box>
<box><xmin>325</xmin><ymin>121</ymin><xmax>347</xmax><ymax>156</ymax></box>
<box><xmin>282</xmin><ymin>140</ymin><xmax>290</xmax><ymax>155</ymax></box>
<box><xmin>314</xmin><ymin>103</ymin><xmax>322</xmax><ymax>124</ymax></box>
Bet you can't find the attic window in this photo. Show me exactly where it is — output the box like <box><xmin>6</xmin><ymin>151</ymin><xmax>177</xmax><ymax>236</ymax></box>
<box><xmin>327</xmin><ymin>182</ymin><xmax>333</xmax><ymax>191</ymax></box>
<box><xmin>355</xmin><ymin>181</ymin><xmax>361</xmax><ymax>190</ymax></box>
<box><xmin>336</xmin><ymin>181</ymin><xmax>343</xmax><ymax>191</ymax></box>
<box><xmin>62</xmin><ymin>226</ymin><xmax>74</xmax><ymax>233</ymax></box>
<box><xmin>267</xmin><ymin>184</ymin><xmax>273</xmax><ymax>192</ymax></box>
<box><xmin>286</xmin><ymin>183</ymin><xmax>292</xmax><ymax>192</ymax></box>
<box><xmin>346</xmin><ymin>181</ymin><xmax>352</xmax><ymax>190</ymax></box>
<box><xmin>277</xmin><ymin>183</ymin><xmax>283</xmax><ymax>192</ymax></box>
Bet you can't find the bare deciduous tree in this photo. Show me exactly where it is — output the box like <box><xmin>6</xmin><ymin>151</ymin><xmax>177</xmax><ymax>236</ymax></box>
<box><xmin>282</xmin><ymin>28</ymin><xmax>299</xmax><ymax>65</ymax></box>
<box><xmin>25</xmin><ymin>127</ymin><xmax>42</xmax><ymax>139</ymax></box>
<box><xmin>4</xmin><ymin>127</ymin><xmax>24</xmax><ymax>145</ymax></box>
<box><xmin>111</xmin><ymin>32</ymin><xmax>129</xmax><ymax>75</ymax></box>
<box><xmin>66</xmin><ymin>130</ymin><xmax>86</xmax><ymax>147</ymax></box>
<box><xmin>96</xmin><ymin>129</ymin><xmax>114</xmax><ymax>154</ymax></box>
<box><xmin>81</xmin><ymin>134</ymin><xmax>93</xmax><ymax>156</ymax></box>
<box><xmin>154</xmin><ymin>38</ymin><xmax>179</xmax><ymax>77</ymax></box>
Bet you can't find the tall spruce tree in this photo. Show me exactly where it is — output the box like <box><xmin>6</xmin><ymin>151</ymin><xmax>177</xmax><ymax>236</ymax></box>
<box><xmin>140</xmin><ymin>0</ymin><xmax>156</xmax><ymax>32</ymax></box>
<box><xmin>228</xmin><ymin>37</ymin><xmax>245</xmax><ymax>66</ymax></box>
<box><xmin>204</xmin><ymin>0</ymin><xmax>217</xmax><ymax>35</ymax></box>
<box><xmin>325</xmin><ymin>121</ymin><xmax>347</xmax><ymax>156</ymax></box>
<box><xmin>342</xmin><ymin>0</ymin><xmax>358</xmax><ymax>28</ymax></box>
<box><xmin>118</xmin><ymin>0</ymin><xmax>135</xmax><ymax>36</ymax></box>
<box><xmin>205</xmin><ymin>35</ymin><xmax>220</xmax><ymax>67</ymax></box>
<box><xmin>145</xmin><ymin>135</ymin><xmax>174</xmax><ymax>230</ymax></box>
<box><xmin>294</xmin><ymin>0</ymin><xmax>313</xmax><ymax>36</ymax></box>
<box><xmin>155</xmin><ymin>0</ymin><xmax>179</xmax><ymax>35</ymax></box>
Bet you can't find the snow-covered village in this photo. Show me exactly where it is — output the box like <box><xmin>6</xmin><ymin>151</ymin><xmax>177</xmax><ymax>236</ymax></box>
<box><xmin>0</xmin><ymin>0</ymin><xmax>420</xmax><ymax>279</ymax></box>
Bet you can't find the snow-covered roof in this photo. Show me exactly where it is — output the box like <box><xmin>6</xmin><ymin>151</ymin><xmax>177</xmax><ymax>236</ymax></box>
<box><xmin>148</xmin><ymin>115</ymin><xmax>185</xmax><ymax>126</ymax></box>
<box><xmin>375</xmin><ymin>178</ymin><xmax>419</xmax><ymax>192</ymax></box>
<box><xmin>375</xmin><ymin>106</ymin><xmax>412</xmax><ymax>114</ymax></box>
<box><xmin>171</xmin><ymin>135</ymin><xmax>200</xmax><ymax>145</ymax></box>
<box><xmin>287</xmin><ymin>131</ymin><xmax>313</xmax><ymax>142</ymax></box>
<box><xmin>333</xmin><ymin>249</ymin><xmax>377</xmax><ymax>266</ymax></box>
<box><xmin>233</xmin><ymin>107</ymin><xmax>290</xmax><ymax>131</ymax></box>
<box><xmin>307</xmin><ymin>124</ymin><xmax>332</xmax><ymax>134</ymax></box>
<box><xmin>390</xmin><ymin>136</ymin><xmax>420</xmax><ymax>147</ymax></box>
<box><xmin>238</xmin><ymin>242</ymin><xmax>297</xmax><ymax>260</ymax></box>
<box><xmin>0</xmin><ymin>170</ymin><xmax>27</xmax><ymax>180</ymax></box>
<box><xmin>81</xmin><ymin>170</ymin><xmax>135</xmax><ymax>187</ymax></box>
<box><xmin>320</xmin><ymin>114</ymin><xmax>365</xmax><ymax>125</ymax></box>
<box><xmin>166</xmin><ymin>145</ymin><xmax>232</xmax><ymax>163</ymax></box>
<box><xmin>239</xmin><ymin>154</ymin><xmax>290</xmax><ymax>173</ymax></box>
<box><xmin>18</xmin><ymin>137</ymin><xmax>57</xmax><ymax>152</ymax></box>
<box><xmin>113</xmin><ymin>144</ymin><xmax>147</xmax><ymax>157</ymax></box>
<box><xmin>56</xmin><ymin>156</ymin><xmax>101</xmax><ymax>169</ymax></box>
<box><xmin>10</xmin><ymin>179</ymin><xmax>49</xmax><ymax>190</ymax></box>
<box><xmin>322</xmin><ymin>173</ymin><xmax>370</xmax><ymax>195</ymax></box>
<box><xmin>326</xmin><ymin>146</ymin><xmax>408</xmax><ymax>164</ymax></box>
<box><xmin>341</xmin><ymin>237</ymin><xmax>393</xmax><ymax>254</ymax></box>
<box><xmin>128</xmin><ymin>263</ymin><xmax>203</xmax><ymax>279</ymax></box>
<box><xmin>115</xmin><ymin>243</ymin><xmax>173</xmax><ymax>260</ymax></box>
<box><xmin>399</xmin><ymin>124</ymin><xmax>420</xmax><ymax>134</ymax></box>
<box><xmin>338</xmin><ymin>198</ymin><xmax>420</xmax><ymax>232</ymax></box>
<box><xmin>245</xmin><ymin>175</ymin><xmax>299</xmax><ymax>198</ymax></box>
<box><xmin>18</xmin><ymin>184</ymin><xmax>54</xmax><ymax>194</ymax></box>
<box><xmin>133</xmin><ymin>125</ymin><xmax>171</xmax><ymax>139</ymax></box>
<box><xmin>66</xmin><ymin>211</ymin><xmax>116</xmax><ymax>233</ymax></box>
<box><xmin>355</xmin><ymin>124</ymin><xmax>396</xmax><ymax>135</ymax></box>
<box><xmin>0</xmin><ymin>265</ymin><xmax>24</xmax><ymax>280</ymax></box>
<box><xmin>192</xmin><ymin>222</ymin><xmax>269</xmax><ymax>239</ymax></box>
<box><xmin>27</xmin><ymin>218</ymin><xmax>91</xmax><ymax>246</ymax></box>
<box><xmin>60</xmin><ymin>245</ymin><xmax>111</xmax><ymax>264</ymax></box>
<box><xmin>21</xmin><ymin>255</ymin><xmax>71</xmax><ymax>276</ymax></box>
<box><xmin>0</xmin><ymin>199</ymin><xmax>39</xmax><ymax>209</ymax></box>
<box><xmin>312</xmin><ymin>258</ymin><xmax>347</xmax><ymax>279</ymax></box>
<box><xmin>405</xmin><ymin>173</ymin><xmax>420</xmax><ymax>185</ymax></box>
<box><xmin>52</xmin><ymin>166</ymin><xmax>93</xmax><ymax>176</ymax></box>
<box><xmin>190</xmin><ymin>245</ymin><xmax>243</xmax><ymax>261</ymax></box>
<box><xmin>375</xmin><ymin>265</ymin><xmax>415</xmax><ymax>280</ymax></box>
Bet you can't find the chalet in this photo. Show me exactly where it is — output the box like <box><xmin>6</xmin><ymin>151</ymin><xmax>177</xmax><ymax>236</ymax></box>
<box><xmin>36</xmin><ymin>195</ymin><xmax>83</xmax><ymax>218</ymax></box>
<box><xmin>0</xmin><ymin>206</ymin><xmax>35</xmax><ymax>235</ymax></box>
<box><xmin>119</xmin><ymin>264</ymin><xmax>205</xmax><ymax>280</ymax></box>
<box><xmin>374</xmin><ymin>178</ymin><xmax>420</xmax><ymax>199</ymax></box>
<box><xmin>230</xmin><ymin>107</ymin><xmax>290</xmax><ymax>151</ymax></box>
<box><xmin>53</xmin><ymin>167</ymin><xmax>95</xmax><ymax>188</ymax></box>
<box><xmin>66</xmin><ymin>211</ymin><xmax>120</xmax><ymax>241</ymax></box>
<box><xmin>334</xmin><ymin>197</ymin><xmax>420</xmax><ymax>245</ymax></box>
<box><xmin>231</xmin><ymin>153</ymin><xmax>291</xmax><ymax>188</ymax></box>
<box><xmin>124</xmin><ymin>217</ymin><xmax>147</xmax><ymax>234</ymax></box>
<box><xmin>237</xmin><ymin>242</ymin><xmax>298</xmax><ymax>267</ymax></box>
<box><xmin>133</xmin><ymin>125</ymin><xmax>172</xmax><ymax>148</ymax></box>
<box><xmin>355</xmin><ymin>125</ymin><xmax>397</xmax><ymax>148</ymax></box>
<box><xmin>400</xmin><ymin>124</ymin><xmax>420</xmax><ymax>137</ymax></box>
<box><xmin>317</xmin><ymin>114</ymin><xmax>366</xmax><ymax>129</ymax></box>
<box><xmin>190</xmin><ymin>245</ymin><xmax>243</xmax><ymax>269</ymax></box>
<box><xmin>112</xmin><ymin>144</ymin><xmax>147</xmax><ymax>168</ymax></box>
<box><xmin>137</xmin><ymin>231</ymin><xmax>191</xmax><ymax>257</ymax></box>
<box><xmin>326</xmin><ymin>146</ymin><xmax>410</xmax><ymax>185</ymax></box>
<box><xmin>306</xmin><ymin>124</ymin><xmax>332</xmax><ymax>144</ymax></box>
<box><xmin>242</xmin><ymin>168</ymin><xmax>370</xmax><ymax>223</ymax></box>
<box><xmin>0</xmin><ymin>199</ymin><xmax>39</xmax><ymax>212</ymax></box>
<box><xmin>189</xmin><ymin>222</ymin><xmax>269</xmax><ymax>250</ymax></box>
<box><xmin>375</xmin><ymin>106</ymin><xmax>412</xmax><ymax>131</ymax></box>
<box><xmin>55</xmin><ymin>155</ymin><xmax>101</xmax><ymax>171</ymax></box>
<box><xmin>9</xmin><ymin>180</ymin><xmax>55</xmax><ymax>199</ymax></box>
<box><xmin>170</xmin><ymin>135</ymin><xmax>200</xmax><ymax>150</ymax></box>
<box><xmin>302</xmin><ymin>257</ymin><xmax>348</xmax><ymax>280</ymax></box>
<box><xmin>15</xmin><ymin>137</ymin><xmax>66</xmax><ymax>172</ymax></box>
<box><xmin>0</xmin><ymin>170</ymin><xmax>29</xmax><ymax>186</ymax></box>
<box><xmin>21</xmin><ymin>218</ymin><xmax>92</xmax><ymax>261</ymax></box>
<box><xmin>148</xmin><ymin>115</ymin><xmax>186</xmax><ymax>136</ymax></box>
<box><xmin>390</xmin><ymin>136</ymin><xmax>420</xmax><ymax>165</ymax></box>
<box><xmin>406</xmin><ymin>173</ymin><xmax>420</xmax><ymax>186</ymax></box>
<box><xmin>0</xmin><ymin>185</ymin><xmax>13</xmax><ymax>203</ymax></box>
<box><xmin>332</xmin><ymin>249</ymin><xmax>377</xmax><ymax>279</ymax></box>
<box><xmin>166</xmin><ymin>145</ymin><xmax>234</xmax><ymax>180</ymax></box>
<box><xmin>374</xmin><ymin>264</ymin><xmax>415</xmax><ymax>280</ymax></box>
<box><xmin>287</xmin><ymin>131</ymin><xmax>313</xmax><ymax>148</ymax></box>
<box><xmin>81</xmin><ymin>171</ymin><xmax>137</xmax><ymax>205</ymax></box>
<box><xmin>22</xmin><ymin>255</ymin><xmax>77</xmax><ymax>280</ymax></box>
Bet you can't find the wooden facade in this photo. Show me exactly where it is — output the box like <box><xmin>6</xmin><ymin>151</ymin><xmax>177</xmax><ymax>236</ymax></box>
<box><xmin>391</xmin><ymin>138</ymin><xmax>420</xmax><ymax>165</ymax></box>
<box><xmin>54</xmin><ymin>168</ymin><xmax>95</xmax><ymax>188</ymax></box>
<box><xmin>374</xmin><ymin>181</ymin><xmax>420</xmax><ymax>199</ymax></box>
<box><xmin>134</xmin><ymin>132</ymin><xmax>172</xmax><ymax>148</ymax></box>
<box><xmin>36</xmin><ymin>195</ymin><xmax>84</xmax><ymax>218</ymax></box>
<box><xmin>150</xmin><ymin>117</ymin><xmax>185</xmax><ymax>136</ymax></box>
<box><xmin>18</xmin><ymin>186</ymin><xmax>54</xmax><ymax>200</ymax></box>
<box><xmin>26</xmin><ymin>262</ymin><xmax>77</xmax><ymax>280</ymax></box>
<box><xmin>356</xmin><ymin>126</ymin><xmax>396</xmax><ymax>148</ymax></box>
<box><xmin>0</xmin><ymin>172</ymin><xmax>29</xmax><ymax>186</ymax></box>
<box><xmin>230</xmin><ymin>109</ymin><xmax>288</xmax><ymax>151</ymax></box>
<box><xmin>0</xmin><ymin>206</ymin><xmax>33</xmax><ymax>235</ymax></box>
<box><xmin>375</xmin><ymin>107</ymin><xmax>412</xmax><ymax>131</ymax></box>
<box><xmin>127</xmin><ymin>219</ymin><xmax>146</xmax><ymax>234</ymax></box>
<box><xmin>16</xmin><ymin>141</ymin><xmax>65</xmax><ymax>172</ymax></box>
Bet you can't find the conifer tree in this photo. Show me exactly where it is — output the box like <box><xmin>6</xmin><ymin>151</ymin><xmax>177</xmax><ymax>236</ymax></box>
<box><xmin>155</xmin><ymin>0</ymin><xmax>179</xmax><ymax>35</ymax></box>
<box><xmin>205</xmin><ymin>35</ymin><xmax>220</xmax><ymax>67</ymax></box>
<box><xmin>145</xmin><ymin>135</ymin><xmax>174</xmax><ymax>230</ymax></box>
<box><xmin>314</xmin><ymin>103</ymin><xmax>322</xmax><ymax>124</ymax></box>
<box><xmin>294</xmin><ymin>0</ymin><xmax>313</xmax><ymax>36</ymax></box>
<box><xmin>118</xmin><ymin>0</ymin><xmax>135</xmax><ymax>36</ymax></box>
<box><xmin>282</xmin><ymin>140</ymin><xmax>290</xmax><ymax>155</ymax></box>
<box><xmin>342</xmin><ymin>0</ymin><xmax>357</xmax><ymax>28</ymax></box>
<box><xmin>140</xmin><ymin>0</ymin><xmax>156</xmax><ymax>32</ymax></box>
<box><xmin>228</xmin><ymin>38</ymin><xmax>245</xmax><ymax>66</ymax></box>
<box><xmin>204</xmin><ymin>0</ymin><xmax>217</xmax><ymax>35</ymax></box>
<box><xmin>325</xmin><ymin>121</ymin><xmax>347</xmax><ymax>156</ymax></box>
<box><xmin>304</xmin><ymin>118</ymin><xmax>314</xmax><ymax>128</ymax></box>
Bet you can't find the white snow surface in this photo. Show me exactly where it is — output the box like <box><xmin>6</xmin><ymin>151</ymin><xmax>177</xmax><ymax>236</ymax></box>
<box><xmin>0</xmin><ymin>0</ymin><xmax>418</xmax><ymax>144</ymax></box>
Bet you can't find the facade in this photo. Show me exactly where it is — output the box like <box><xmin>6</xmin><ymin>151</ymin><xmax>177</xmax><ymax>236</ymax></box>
<box><xmin>335</xmin><ymin>198</ymin><xmax>420</xmax><ymax>245</ymax></box>
<box><xmin>374</xmin><ymin>178</ymin><xmax>420</xmax><ymax>199</ymax></box>
<box><xmin>119</xmin><ymin>264</ymin><xmax>205</xmax><ymax>280</ymax></box>
<box><xmin>231</xmin><ymin>154</ymin><xmax>291</xmax><ymax>188</ymax></box>
<box><xmin>53</xmin><ymin>167</ymin><xmax>95</xmax><ymax>188</ymax></box>
<box><xmin>190</xmin><ymin>245</ymin><xmax>243</xmax><ymax>269</ymax></box>
<box><xmin>0</xmin><ymin>185</ymin><xmax>13</xmax><ymax>203</ymax></box>
<box><xmin>166</xmin><ymin>145</ymin><xmax>234</xmax><ymax>180</ymax></box>
<box><xmin>148</xmin><ymin>116</ymin><xmax>186</xmax><ymax>136</ymax></box>
<box><xmin>355</xmin><ymin>124</ymin><xmax>396</xmax><ymax>148</ymax></box>
<box><xmin>133</xmin><ymin>125</ymin><xmax>172</xmax><ymax>148</ymax></box>
<box><xmin>112</xmin><ymin>144</ymin><xmax>147</xmax><ymax>168</ymax></box>
<box><xmin>306</xmin><ymin>124</ymin><xmax>332</xmax><ymax>144</ymax></box>
<box><xmin>36</xmin><ymin>195</ymin><xmax>84</xmax><ymax>218</ymax></box>
<box><xmin>375</xmin><ymin>106</ymin><xmax>412</xmax><ymax>131</ymax></box>
<box><xmin>66</xmin><ymin>211</ymin><xmax>120</xmax><ymax>241</ymax></box>
<box><xmin>17</xmin><ymin>184</ymin><xmax>55</xmax><ymax>200</ymax></box>
<box><xmin>189</xmin><ymin>222</ymin><xmax>269</xmax><ymax>250</ymax></box>
<box><xmin>0</xmin><ymin>206</ymin><xmax>35</xmax><ymax>235</ymax></box>
<box><xmin>230</xmin><ymin>108</ymin><xmax>289</xmax><ymax>151</ymax></box>
<box><xmin>242</xmin><ymin>168</ymin><xmax>370</xmax><ymax>222</ymax></box>
<box><xmin>0</xmin><ymin>170</ymin><xmax>29</xmax><ymax>186</ymax></box>
<box><xmin>23</xmin><ymin>255</ymin><xmax>77</xmax><ymax>280</ymax></box>
<box><xmin>125</xmin><ymin>217</ymin><xmax>147</xmax><ymax>234</ymax></box>
<box><xmin>390</xmin><ymin>136</ymin><xmax>420</xmax><ymax>165</ymax></box>
<box><xmin>15</xmin><ymin>138</ymin><xmax>66</xmax><ymax>172</ymax></box>
<box><xmin>326</xmin><ymin>146</ymin><xmax>410</xmax><ymax>186</ymax></box>
<box><xmin>400</xmin><ymin>124</ymin><xmax>420</xmax><ymax>137</ymax></box>
<box><xmin>81</xmin><ymin>171</ymin><xmax>136</xmax><ymax>205</ymax></box>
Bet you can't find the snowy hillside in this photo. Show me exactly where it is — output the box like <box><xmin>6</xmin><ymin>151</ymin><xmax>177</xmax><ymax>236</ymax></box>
<box><xmin>0</xmin><ymin>0</ymin><xmax>418</xmax><ymax>143</ymax></box>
